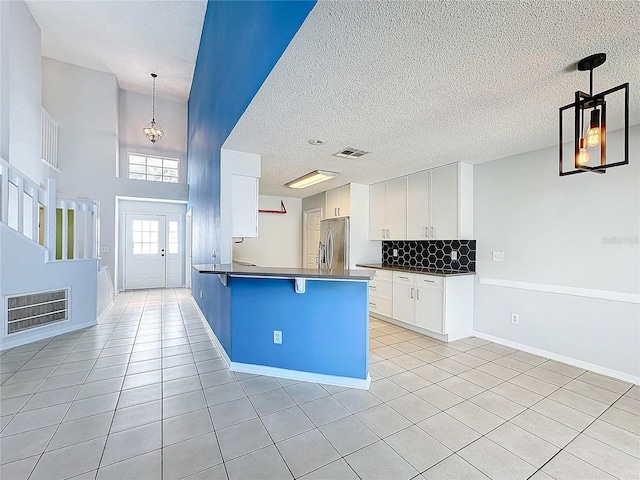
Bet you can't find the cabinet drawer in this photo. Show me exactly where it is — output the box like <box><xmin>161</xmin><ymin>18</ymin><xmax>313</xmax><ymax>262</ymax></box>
<box><xmin>415</xmin><ymin>274</ymin><xmax>444</xmax><ymax>290</ymax></box>
<box><xmin>393</xmin><ymin>271</ymin><xmax>416</xmax><ymax>286</ymax></box>
<box><xmin>369</xmin><ymin>280</ymin><xmax>392</xmax><ymax>300</ymax></box>
<box><xmin>371</xmin><ymin>269</ymin><xmax>392</xmax><ymax>282</ymax></box>
<box><xmin>369</xmin><ymin>297</ymin><xmax>391</xmax><ymax>317</ymax></box>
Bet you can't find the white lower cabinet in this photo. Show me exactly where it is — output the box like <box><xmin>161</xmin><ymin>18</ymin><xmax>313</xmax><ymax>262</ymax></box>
<box><xmin>370</xmin><ymin>268</ymin><xmax>473</xmax><ymax>341</ymax></box>
<box><xmin>369</xmin><ymin>269</ymin><xmax>392</xmax><ymax>317</ymax></box>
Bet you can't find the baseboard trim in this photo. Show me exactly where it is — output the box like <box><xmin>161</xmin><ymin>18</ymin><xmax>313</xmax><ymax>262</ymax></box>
<box><xmin>472</xmin><ymin>330</ymin><xmax>640</xmax><ymax>385</ymax></box>
<box><xmin>0</xmin><ymin>320</ymin><xmax>96</xmax><ymax>352</ymax></box>
<box><xmin>96</xmin><ymin>301</ymin><xmax>115</xmax><ymax>323</ymax></box>
<box><xmin>190</xmin><ymin>296</ymin><xmax>371</xmax><ymax>389</ymax></box>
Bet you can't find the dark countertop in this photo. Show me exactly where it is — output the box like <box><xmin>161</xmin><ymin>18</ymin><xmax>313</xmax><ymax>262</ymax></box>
<box><xmin>356</xmin><ymin>263</ymin><xmax>476</xmax><ymax>277</ymax></box>
<box><xmin>193</xmin><ymin>264</ymin><xmax>374</xmax><ymax>281</ymax></box>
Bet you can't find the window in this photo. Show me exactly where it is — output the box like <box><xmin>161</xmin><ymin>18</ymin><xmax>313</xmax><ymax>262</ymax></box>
<box><xmin>128</xmin><ymin>153</ymin><xmax>179</xmax><ymax>183</ymax></box>
<box><xmin>132</xmin><ymin>219</ymin><xmax>159</xmax><ymax>254</ymax></box>
<box><xmin>168</xmin><ymin>221</ymin><xmax>179</xmax><ymax>254</ymax></box>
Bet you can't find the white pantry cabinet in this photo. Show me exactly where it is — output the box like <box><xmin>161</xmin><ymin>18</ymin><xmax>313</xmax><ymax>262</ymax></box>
<box><xmin>369</xmin><ymin>177</ymin><xmax>406</xmax><ymax>240</ymax></box>
<box><xmin>326</xmin><ymin>185</ymin><xmax>350</xmax><ymax>219</ymax></box>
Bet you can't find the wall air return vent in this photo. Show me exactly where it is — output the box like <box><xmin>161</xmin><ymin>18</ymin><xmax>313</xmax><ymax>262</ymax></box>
<box><xmin>333</xmin><ymin>147</ymin><xmax>369</xmax><ymax>159</ymax></box>
<box><xmin>7</xmin><ymin>289</ymin><xmax>69</xmax><ymax>334</ymax></box>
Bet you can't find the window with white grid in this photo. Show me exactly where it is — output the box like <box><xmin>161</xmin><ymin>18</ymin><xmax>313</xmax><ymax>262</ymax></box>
<box><xmin>132</xmin><ymin>219</ymin><xmax>159</xmax><ymax>254</ymax></box>
<box><xmin>128</xmin><ymin>153</ymin><xmax>179</xmax><ymax>183</ymax></box>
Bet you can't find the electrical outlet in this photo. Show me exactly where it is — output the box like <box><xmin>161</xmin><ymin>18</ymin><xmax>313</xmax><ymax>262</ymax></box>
<box><xmin>511</xmin><ymin>313</ymin><xmax>520</xmax><ymax>324</ymax></box>
<box><xmin>492</xmin><ymin>251</ymin><xmax>505</xmax><ymax>262</ymax></box>
<box><xmin>393</xmin><ymin>249</ymin><xmax>398</xmax><ymax>257</ymax></box>
<box><xmin>450</xmin><ymin>251</ymin><xmax>458</xmax><ymax>261</ymax></box>
<box><xmin>273</xmin><ymin>330</ymin><xmax>282</xmax><ymax>344</ymax></box>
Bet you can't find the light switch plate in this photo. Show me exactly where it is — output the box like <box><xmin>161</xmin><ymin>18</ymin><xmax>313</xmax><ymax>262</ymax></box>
<box><xmin>451</xmin><ymin>251</ymin><xmax>458</xmax><ymax>261</ymax></box>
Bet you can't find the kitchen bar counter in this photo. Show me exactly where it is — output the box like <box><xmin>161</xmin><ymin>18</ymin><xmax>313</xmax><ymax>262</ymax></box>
<box><xmin>356</xmin><ymin>263</ymin><xmax>476</xmax><ymax>277</ymax></box>
<box><xmin>191</xmin><ymin>264</ymin><xmax>371</xmax><ymax>388</ymax></box>
<box><xmin>193</xmin><ymin>263</ymin><xmax>375</xmax><ymax>280</ymax></box>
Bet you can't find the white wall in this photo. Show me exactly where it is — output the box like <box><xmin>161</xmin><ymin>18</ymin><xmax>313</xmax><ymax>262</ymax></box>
<box><xmin>302</xmin><ymin>192</ymin><xmax>325</xmax><ymax>218</ymax></box>
<box><xmin>116</xmin><ymin>199</ymin><xmax>186</xmax><ymax>291</ymax></box>
<box><xmin>41</xmin><ymin>58</ymin><xmax>189</xmax><ymax>285</ymax></box>
<box><xmin>473</xmin><ymin>125</ymin><xmax>640</xmax><ymax>381</ymax></box>
<box><xmin>0</xmin><ymin>224</ymin><xmax>98</xmax><ymax>350</ymax></box>
<box><xmin>118</xmin><ymin>89</ymin><xmax>187</xmax><ymax>182</ymax></box>
<box><xmin>0</xmin><ymin>0</ymin><xmax>52</xmax><ymax>184</ymax></box>
<box><xmin>233</xmin><ymin>195</ymin><xmax>302</xmax><ymax>268</ymax></box>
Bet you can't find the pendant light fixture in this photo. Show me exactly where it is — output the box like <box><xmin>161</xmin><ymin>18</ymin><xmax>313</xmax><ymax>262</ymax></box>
<box><xmin>559</xmin><ymin>53</ymin><xmax>629</xmax><ymax>176</ymax></box>
<box><xmin>143</xmin><ymin>73</ymin><xmax>164</xmax><ymax>143</ymax></box>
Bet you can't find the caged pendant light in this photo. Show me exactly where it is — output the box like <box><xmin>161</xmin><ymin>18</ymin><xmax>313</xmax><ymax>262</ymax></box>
<box><xmin>559</xmin><ymin>53</ymin><xmax>629</xmax><ymax>176</ymax></box>
<box><xmin>143</xmin><ymin>73</ymin><xmax>164</xmax><ymax>143</ymax></box>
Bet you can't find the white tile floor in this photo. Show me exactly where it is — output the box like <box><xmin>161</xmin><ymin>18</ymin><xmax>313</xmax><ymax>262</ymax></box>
<box><xmin>1</xmin><ymin>288</ymin><xmax>638</xmax><ymax>480</ymax></box>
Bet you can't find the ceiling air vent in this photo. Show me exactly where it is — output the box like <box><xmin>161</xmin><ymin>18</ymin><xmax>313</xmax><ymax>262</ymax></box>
<box><xmin>333</xmin><ymin>147</ymin><xmax>369</xmax><ymax>159</ymax></box>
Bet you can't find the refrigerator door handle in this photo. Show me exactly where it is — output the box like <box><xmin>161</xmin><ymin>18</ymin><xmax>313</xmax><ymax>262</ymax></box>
<box><xmin>326</xmin><ymin>230</ymin><xmax>334</xmax><ymax>269</ymax></box>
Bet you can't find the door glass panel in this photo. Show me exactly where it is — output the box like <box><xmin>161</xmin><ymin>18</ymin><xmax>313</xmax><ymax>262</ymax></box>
<box><xmin>168</xmin><ymin>221</ymin><xmax>179</xmax><ymax>254</ymax></box>
<box><xmin>133</xmin><ymin>219</ymin><xmax>160</xmax><ymax>255</ymax></box>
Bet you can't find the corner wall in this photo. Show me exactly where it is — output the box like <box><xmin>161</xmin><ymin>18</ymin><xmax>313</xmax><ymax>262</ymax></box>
<box><xmin>187</xmin><ymin>0</ymin><xmax>316</xmax><ymax>267</ymax></box>
<box><xmin>473</xmin><ymin>125</ymin><xmax>640</xmax><ymax>381</ymax></box>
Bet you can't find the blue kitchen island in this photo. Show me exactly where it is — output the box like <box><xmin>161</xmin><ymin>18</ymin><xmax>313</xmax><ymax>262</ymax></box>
<box><xmin>192</xmin><ymin>264</ymin><xmax>374</xmax><ymax>388</ymax></box>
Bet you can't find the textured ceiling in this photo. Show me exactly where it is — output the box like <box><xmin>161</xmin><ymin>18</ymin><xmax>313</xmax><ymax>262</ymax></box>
<box><xmin>224</xmin><ymin>1</ymin><xmax>640</xmax><ymax>198</ymax></box>
<box><xmin>25</xmin><ymin>0</ymin><xmax>207</xmax><ymax>102</ymax></box>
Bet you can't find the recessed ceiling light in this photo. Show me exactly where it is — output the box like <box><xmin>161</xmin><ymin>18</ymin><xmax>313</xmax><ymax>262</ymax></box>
<box><xmin>308</xmin><ymin>139</ymin><xmax>325</xmax><ymax>146</ymax></box>
<box><xmin>286</xmin><ymin>170</ymin><xmax>339</xmax><ymax>189</ymax></box>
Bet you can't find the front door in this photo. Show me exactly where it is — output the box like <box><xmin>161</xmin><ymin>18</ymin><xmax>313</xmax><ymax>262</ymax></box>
<box><xmin>304</xmin><ymin>209</ymin><xmax>322</xmax><ymax>268</ymax></box>
<box><xmin>125</xmin><ymin>214</ymin><xmax>167</xmax><ymax>289</ymax></box>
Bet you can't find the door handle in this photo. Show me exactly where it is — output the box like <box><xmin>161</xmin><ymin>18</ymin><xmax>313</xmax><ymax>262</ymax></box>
<box><xmin>337</xmin><ymin>207</ymin><xmax>340</xmax><ymax>216</ymax></box>
<box><xmin>425</xmin><ymin>227</ymin><xmax>428</xmax><ymax>238</ymax></box>
<box><xmin>161</xmin><ymin>254</ymin><xmax>165</xmax><ymax>257</ymax></box>
<box><xmin>431</xmin><ymin>226</ymin><xmax>436</xmax><ymax>238</ymax></box>
<box><xmin>386</xmin><ymin>229</ymin><xmax>390</xmax><ymax>238</ymax></box>
<box><xmin>416</xmin><ymin>289</ymin><xmax>420</xmax><ymax>300</ymax></box>
<box><xmin>399</xmin><ymin>276</ymin><xmax>409</xmax><ymax>280</ymax></box>
<box><xmin>382</xmin><ymin>229</ymin><xmax>385</xmax><ymax>239</ymax></box>
<box><xmin>334</xmin><ymin>208</ymin><xmax>337</xmax><ymax>217</ymax></box>
<box><xmin>410</xmin><ymin>288</ymin><xmax>414</xmax><ymax>299</ymax></box>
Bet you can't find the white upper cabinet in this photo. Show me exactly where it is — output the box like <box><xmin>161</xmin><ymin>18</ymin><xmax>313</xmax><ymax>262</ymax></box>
<box><xmin>368</xmin><ymin>177</ymin><xmax>406</xmax><ymax>240</ymax></box>
<box><xmin>406</xmin><ymin>169</ymin><xmax>431</xmax><ymax>239</ymax></box>
<box><xmin>369</xmin><ymin>182</ymin><xmax>386</xmax><ymax>240</ymax></box>
<box><xmin>231</xmin><ymin>175</ymin><xmax>258</xmax><ymax>238</ymax></box>
<box><xmin>430</xmin><ymin>164</ymin><xmax>458</xmax><ymax>240</ymax></box>
<box><xmin>405</xmin><ymin>163</ymin><xmax>473</xmax><ymax>240</ymax></box>
<box><xmin>326</xmin><ymin>185</ymin><xmax>350</xmax><ymax>218</ymax></box>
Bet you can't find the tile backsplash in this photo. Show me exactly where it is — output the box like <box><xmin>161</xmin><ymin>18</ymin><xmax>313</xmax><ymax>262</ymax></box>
<box><xmin>382</xmin><ymin>240</ymin><xmax>476</xmax><ymax>271</ymax></box>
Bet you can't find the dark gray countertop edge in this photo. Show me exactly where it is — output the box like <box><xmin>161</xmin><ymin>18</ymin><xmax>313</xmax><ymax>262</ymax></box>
<box><xmin>356</xmin><ymin>263</ymin><xmax>476</xmax><ymax>277</ymax></box>
<box><xmin>192</xmin><ymin>264</ymin><xmax>374</xmax><ymax>280</ymax></box>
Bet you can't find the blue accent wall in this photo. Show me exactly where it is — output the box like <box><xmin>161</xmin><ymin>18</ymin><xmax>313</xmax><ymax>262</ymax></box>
<box><xmin>230</xmin><ymin>277</ymin><xmax>369</xmax><ymax>379</ymax></box>
<box><xmin>187</xmin><ymin>0</ymin><xmax>316</xmax><ymax>266</ymax></box>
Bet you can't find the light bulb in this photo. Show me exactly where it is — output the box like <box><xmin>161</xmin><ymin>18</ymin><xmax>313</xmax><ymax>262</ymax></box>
<box><xmin>577</xmin><ymin>138</ymin><xmax>589</xmax><ymax>166</ymax></box>
<box><xmin>586</xmin><ymin>108</ymin><xmax>601</xmax><ymax>147</ymax></box>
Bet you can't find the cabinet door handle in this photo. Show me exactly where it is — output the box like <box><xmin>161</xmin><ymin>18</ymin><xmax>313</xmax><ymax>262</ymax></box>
<box><xmin>386</xmin><ymin>228</ymin><xmax>390</xmax><ymax>238</ymax></box>
<box><xmin>369</xmin><ymin>285</ymin><xmax>377</xmax><ymax>291</ymax></box>
<box><xmin>399</xmin><ymin>276</ymin><xmax>409</xmax><ymax>280</ymax></box>
<box><xmin>410</xmin><ymin>288</ymin><xmax>414</xmax><ymax>299</ymax></box>
<box><xmin>424</xmin><ymin>227</ymin><xmax>428</xmax><ymax>238</ymax></box>
<box><xmin>423</xmin><ymin>279</ymin><xmax>436</xmax><ymax>283</ymax></box>
<box><xmin>416</xmin><ymin>289</ymin><xmax>420</xmax><ymax>300</ymax></box>
<box><xmin>382</xmin><ymin>228</ymin><xmax>386</xmax><ymax>239</ymax></box>
<box><xmin>431</xmin><ymin>226</ymin><xmax>436</xmax><ymax>238</ymax></box>
<box><xmin>337</xmin><ymin>207</ymin><xmax>340</xmax><ymax>216</ymax></box>
<box><xmin>369</xmin><ymin>302</ymin><xmax>376</xmax><ymax>307</ymax></box>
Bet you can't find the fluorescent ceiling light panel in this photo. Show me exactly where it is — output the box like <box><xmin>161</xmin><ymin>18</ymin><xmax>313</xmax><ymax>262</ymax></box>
<box><xmin>286</xmin><ymin>170</ymin><xmax>339</xmax><ymax>189</ymax></box>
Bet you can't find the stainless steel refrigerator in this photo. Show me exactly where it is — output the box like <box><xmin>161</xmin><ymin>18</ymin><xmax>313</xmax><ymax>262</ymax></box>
<box><xmin>319</xmin><ymin>217</ymin><xmax>350</xmax><ymax>271</ymax></box>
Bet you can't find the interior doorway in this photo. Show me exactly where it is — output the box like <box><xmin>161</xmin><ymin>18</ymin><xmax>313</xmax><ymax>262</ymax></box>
<box><xmin>303</xmin><ymin>208</ymin><xmax>322</xmax><ymax>269</ymax></box>
<box><xmin>124</xmin><ymin>213</ymin><xmax>183</xmax><ymax>289</ymax></box>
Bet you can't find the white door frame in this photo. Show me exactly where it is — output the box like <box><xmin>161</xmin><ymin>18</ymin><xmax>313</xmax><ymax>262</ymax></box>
<box><xmin>302</xmin><ymin>208</ymin><xmax>323</xmax><ymax>268</ymax></box>
<box><xmin>185</xmin><ymin>207</ymin><xmax>193</xmax><ymax>289</ymax></box>
<box><xmin>115</xmin><ymin>196</ymin><xmax>187</xmax><ymax>293</ymax></box>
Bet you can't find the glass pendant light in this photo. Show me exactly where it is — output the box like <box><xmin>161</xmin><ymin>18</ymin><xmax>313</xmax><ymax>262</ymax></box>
<box><xmin>143</xmin><ymin>73</ymin><xmax>164</xmax><ymax>143</ymax></box>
